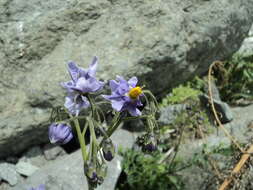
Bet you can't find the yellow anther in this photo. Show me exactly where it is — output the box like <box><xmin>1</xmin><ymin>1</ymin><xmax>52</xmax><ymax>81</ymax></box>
<box><xmin>128</xmin><ymin>86</ymin><xmax>142</xmax><ymax>99</ymax></box>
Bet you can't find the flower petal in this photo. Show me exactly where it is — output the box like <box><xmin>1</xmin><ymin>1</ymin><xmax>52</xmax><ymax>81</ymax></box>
<box><xmin>109</xmin><ymin>80</ymin><xmax>119</xmax><ymax>92</ymax></box>
<box><xmin>37</xmin><ymin>184</ymin><xmax>46</xmax><ymax>190</ymax></box>
<box><xmin>64</xmin><ymin>94</ymin><xmax>90</xmax><ymax>115</ymax></box>
<box><xmin>87</xmin><ymin>56</ymin><xmax>98</xmax><ymax>78</ymax></box>
<box><xmin>111</xmin><ymin>100</ymin><xmax>125</xmax><ymax>111</ymax></box>
<box><xmin>127</xmin><ymin>106</ymin><xmax>141</xmax><ymax>116</ymax></box>
<box><xmin>128</xmin><ymin>76</ymin><xmax>138</xmax><ymax>87</ymax></box>
<box><xmin>67</xmin><ymin>62</ymin><xmax>80</xmax><ymax>82</ymax></box>
<box><xmin>49</xmin><ymin>123</ymin><xmax>73</xmax><ymax>144</ymax></box>
<box><xmin>61</xmin><ymin>81</ymin><xmax>75</xmax><ymax>91</ymax></box>
<box><xmin>73</xmin><ymin>77</ymin><xmax>104</xmax><ymax>93</ymax></box>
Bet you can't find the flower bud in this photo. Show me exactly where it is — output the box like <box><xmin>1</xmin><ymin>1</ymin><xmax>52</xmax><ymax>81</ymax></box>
<box><xmin>48</xmin><ymin>123</ymin><xmax>73</xmax><ymax>144</ymax></box>
<box><xmin>84</xmin><ymin>163</ymin><xmax>99</xmax><ymax>185</ymax></box>
<box><xmin>102</xmin><ymin>139</ymin><xmax>115</xmax><ymax>161</ymax></box>
<box><xmin>143</xmin><ymin>135</ymin><xmax>157</xmax><ymax>152</ymax></box>
<box><xmin>96</xmin><ymin>163</ymin><xmax>107</xmax><ymax>185</ymax></box>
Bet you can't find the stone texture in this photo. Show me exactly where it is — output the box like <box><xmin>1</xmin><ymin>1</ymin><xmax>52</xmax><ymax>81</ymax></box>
<box><xmin>43</xmin><ymin>144</ymin><xmax>66</xmax><ymax>161</ymax></box>
<box><xmin>0</xmin><ymin>182</ymin><xmax>11</xmax><ymax>190</ymax></box>
<box><xmin>0</xmin><ymin>163</ymin><xmax>18</xmax><ymax>186</ymax></box>
<box><xmin>15</xmin><ymin>161</ymin><xmax>39</xmax><ymax>177</ymax></box>
<box><xmin>13</xmin><ymin>128</ymin><xmax>135</xmax><ymax>190</ymax></box>
<box><xmin>200</xmin><ymin>94</ymin><xmax>233</xmax><ymax>123</ymax></box>
<box><xmin>238</xmin><ymin>24</ymin><xmax>253</xmax><ymax>57</ymax></box>
<box><xmin>0</xmin><ymin>0</ymin><xmax>253</xmax><ymax>158</ymax></box>
<box><xmin>158</xmin><ymin>104</ymin><xmax>187</xmax><ymax>126</ymax></box>
<box><xmin>19</xmin><ymin>146</ymin><xmax>47</xmax><ymax>167</ymax></box>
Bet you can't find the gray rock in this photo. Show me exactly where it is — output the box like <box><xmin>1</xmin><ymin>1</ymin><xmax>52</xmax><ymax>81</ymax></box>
<box><xmin>238</xmin><ymin>24</ymin><xmax>253</xmax><ymax>57</ymax></box>
<box><xmin>200</xmin><ymin>94</ymin><xmax>233</xmax><ymax>123</ymax></box>
<box><xmin>0</xmin><ymin>163</ymin><xmax>18</xmax><ymax>186</ymax></box>
<box><xmin>0</xmin><ymin>182</ymin><xmax>11</xmax><ymax>190</ymax></box>
<box><xmin>43</xmin><ymin>144</ymin><xmax>66</xmax><ymax>161</ymax></box>
<box><xmin>0</xmin><ymin>0</ymin><xmax>253</xmax><ymax>158</ymax></box>
<box><xmin>158</xmin><ymin>104</ymin><xmax>186</xmax><ymax>126</ymax></box>
<box><xmin>16</xmin><ymin>161</ymin><xmax>39</xmax><ymax>177</ymax></box>
<box><xmin>19</xmin><ymin>146</ymin><xmax>47</xmax><ymax>167</ymax></box>
<box><xmin>13</xmin><ymin>129</ymin><xmax>135</xmax><ymax>190</ymax></box>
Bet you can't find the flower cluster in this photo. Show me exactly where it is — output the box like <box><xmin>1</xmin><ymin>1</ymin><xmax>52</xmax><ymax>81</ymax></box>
<box><xmin>48</xmin><ymin>56</ymin><xmax>159</xmax><ymax>188</ymax></box>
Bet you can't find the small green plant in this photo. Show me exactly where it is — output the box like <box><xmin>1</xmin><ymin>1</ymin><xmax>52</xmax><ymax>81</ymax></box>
<box><xmin>118</xmin><ymin>149</ymin><xmax>184</xmax><ymax>190</ymax></box>
<box><xmin>215</xmin><ymin>54</ymin><xmax>253</xmax><ymax>104</ymax></box>
<box><xmin>160</xmin><ymin>85</ymin><xmax>201</xmax><ymax>106</ymax></box>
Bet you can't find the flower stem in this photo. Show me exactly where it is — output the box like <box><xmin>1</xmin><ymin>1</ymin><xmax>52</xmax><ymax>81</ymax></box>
<box><xmin>99</xmin><ymin>113</ymin><xmax>122</xmax><ymax>146</ymax></box>
<box><xmin>68</xmin><ymin>113</ymin><xmax>88</xmax><ymax>162</ymax></box>
<box><xmin>87</xmin><ymin>94</ymin><xmax>96</xmax><ymax>119</ymax></box>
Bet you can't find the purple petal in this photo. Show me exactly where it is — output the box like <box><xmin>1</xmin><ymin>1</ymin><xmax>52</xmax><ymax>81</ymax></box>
<box><xmin>128</xmin><ymin>76</ymin><xmax>138</xmax><ymax>87</ymax></box>
<box><xmin>109</xmin><ymin>80</ymin><xmax>119</xmax><ymax>92</ymax></box>
<box><xmin>87</xmin><ymin>56</ymin><xmax>98</xmax><ymax>78</ymax></box>
<box><xmin>28</xmin><ymin>184</ymin><xmax>45</xmax><ymax>190</ymax></box>
<box><xmin>102</xmin><ymin>94</ymin><xmax>121</xmax><ymax>101</ymax></box>
<box><xmin>49</xmin><ymin>123</ymin><xmax>73</xmax><ymax>144</ymax></box>
<box><xmin>61</xmin><ymin>81</ymin><xmax>75</xmax><ymax>91</ymax></box>
<box><xmin>37</xmin><ymin>184</ymin><xmax>46</xmax><ymax>190</ymax></box>
<box><xmin>74</xmin><ymin>77</ymin><xmax>90</xmax><ymax>92</ymax></box>
<box><xmin>73</xmin><ymin>77</ymin><xmax>104</xmax><ymax>93</ymax></box>
<box><xmin>127</xmin><ymin>106</ymin><xmax>141</xmax><ymax>116</ymax></box>
<box><xmin>111</xmin><ymin>100</ymin><xmax>125</xmax><ymax>111</ymax></box>
<box><xmin>67</xmin><ymin>62</ymin><xmax>80</xmax><ymax>82</ymax></box>
<box><xmin>64</xmin><ymin>94</ymin><xmax>90</xmax><ymax>115</ymax></box>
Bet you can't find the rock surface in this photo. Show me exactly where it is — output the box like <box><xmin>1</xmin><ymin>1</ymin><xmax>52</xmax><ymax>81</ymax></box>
<box><xmin>158</xmin><ymin>104</ymin><xmax>187</xmax><ymax>126</ymax></box>
<box><xmin>238</xmin><ymin>24</ymin><xmax>253</xmax><ymax>57</ymax></box>
<box><xmin>0</xmin><ymin>163</ymin><xmax>18</xmax><ymax>186</ymax></box>
<box><xmin>200</xmin><ymin>94</ymin><xmax>233</xmax><ymax>123</ymax></box>
<box><xmin>43</xmin><ymin>144</ymin><xmax>66</xmax><ymax>161</ymax></box>
<box><xmin>0</xmin><ymin>0</ymin><xmax>253</xmax><ymax>158</ymax></box>
<box><xmin>19</xmin><ymin>146</ymin><xmax>48</xmax><ymax>168</ymax></box>
<box><xmin>13</xmin><ymin>128</ymin><xmax>135</xmax><ymax>190</ymax></box>
<box><xmin>15</xmin><ymin>161</ymin><xmax>39</xmax><ymax>177</ymax></box>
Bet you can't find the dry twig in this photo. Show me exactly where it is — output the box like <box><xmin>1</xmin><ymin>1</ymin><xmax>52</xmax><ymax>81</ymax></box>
<box><xmin>208</xmin><ymin>61</ymin><xmax>253</xmax><ymax>190</ymax></box>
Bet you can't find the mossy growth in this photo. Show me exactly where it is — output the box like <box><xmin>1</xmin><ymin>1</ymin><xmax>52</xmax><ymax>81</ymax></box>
<box><xmin>117</xmin><ymin>148</ymin><xmax>184</xmax><ymax>190</ymax></box>
<box><xmin>160</xmin><ymin>84</ymin><xmax>202</xmax><ymax>107</ymax></box>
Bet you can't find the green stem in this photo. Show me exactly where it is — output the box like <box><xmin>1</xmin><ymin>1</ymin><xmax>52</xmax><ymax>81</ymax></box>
<box><xmin>99</xmin><ymin>114</ymin><xmax>122</xmax><ymax>147</ymax></box>
<box><xmin>88</xmin><ymin>183</ymin><xmax>94</xmax><ymax>190</ymax></box>
<box><xmin>88</xmin><ymin>118</ymin><xmax>99</xmax><ymax>147</ymax></box>
<box><xmin>122</xmin><ymin>115</ymin><xmax>150</xmax><ymax>121</ymax></box>
<box><xmin>70</xmin><ymin>115</ymin><xmax>88</xmax><ymax>162</ymax></box>
<box><xmin>87</xmin><ymin>94</ymin><xmax>96</xmax><ymax>118</ymax></box>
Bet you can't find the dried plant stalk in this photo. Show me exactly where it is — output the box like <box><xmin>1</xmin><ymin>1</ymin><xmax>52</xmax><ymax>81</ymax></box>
<box><xmin>208</xmin><ymin>61</ymin><xmax>245</xmax><ymax>153</ymax></box>
<box><xmin>218</xmin><ymin>144</ymin><xmax>253</xmax><ymax>190</ymax></box>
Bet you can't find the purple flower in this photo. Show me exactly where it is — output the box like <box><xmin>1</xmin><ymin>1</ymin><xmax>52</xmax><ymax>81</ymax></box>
<box><xmin>102</xmin><ymin>76</ymin><xmax>143</xmax><ymax>116</ymax></box>
<box><xmin>64</xmin><ymin>92</ymin><xmax>90</xmax><ymax>115</ymax></box>
<box><xmin>49</xmin><ymin>123</ymin><xmax>73</xmax><ymax>144</ymax></box>
<box><xmin>61</xmin><ymin>56</ymin><xmax>104</xmax><ymax>114</ymax></box>
<box><xmin>28</xmin><ymin>184</ymin><xmax>45</xmax><ymax>190</ymax></box>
